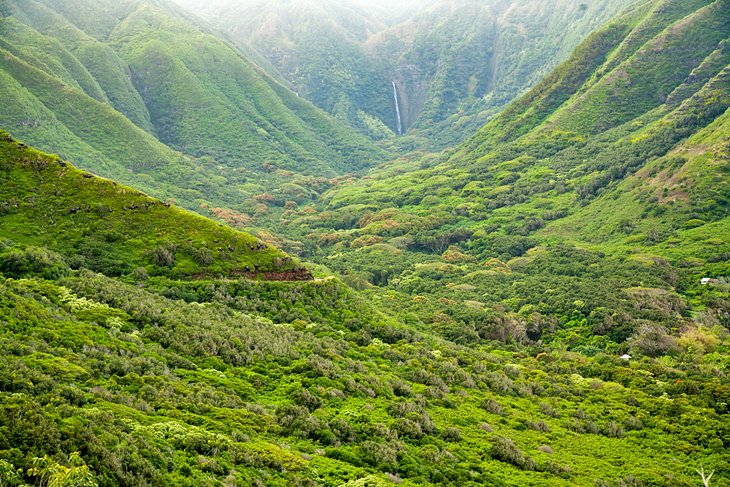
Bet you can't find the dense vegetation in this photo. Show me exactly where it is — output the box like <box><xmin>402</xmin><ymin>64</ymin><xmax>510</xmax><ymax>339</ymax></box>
<box><xmin>259</xmin><ymin>0</ymin><xmax>730</xmax><ymax>357</ymax></box>
<box><xmin>175</xmin><ymin>0</ymin><xmax>636</xmax><ymax>148</ymax></box>
<box><xmin>0</xmin><ymin>137</ymin><xmax>728</xmax><ymax>487</ymax></box>
<box><xmin>173</xmin><ymin>0</ymin><xmax>398</xmax><ymax>140</ymax></box>
<box><xmin>1</xmin><ymin>0</ymin><xmax>729</xmax><ymax>485</ymax></box>
<box><xmin>0</xmin><ymin>131</ymin><xmax>308</xmax><ymax>280</ymax></box>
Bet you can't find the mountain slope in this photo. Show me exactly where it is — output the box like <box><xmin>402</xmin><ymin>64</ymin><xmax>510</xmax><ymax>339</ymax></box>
<box><xmin>0</xmin><ymin>130</ymin><xmax>309</xmax><ymax>280</ymax></box>
<box><xmin>176</xmin><ymin>0</ymin><xmax>638</xmax><ymax>148</ymax></box>
<box><xmin>317</xmin><ymin>0</ymin><xmax>730</xmax><ymax>250</ymax></box>
<box><xmin>106</xmin><ymin>0</ymin><xmax>383</xmax><ymax>173</ymax></box>
<box><xmin>277</xmin><ymin>0</ymin><xmax>730</xmax><ymax>354</ymax></box>
<box><xmin>173</xmin><ymin>0</ymin><xmax>398</xmax><ymax>140</ymax></box>
<box><xmin>368</xmin><ymin>0</ymin><xmax>638</xmax><ymax>145</ymax></box>
<box><xmin>0</xmin><ymin>0</ymin><xmax>386</xmax><ymax>215</ymax></box>
<box><xmin>548</xmin><ymin>93</ymin><xmax>730</xmax><ymax>249</ymax></box>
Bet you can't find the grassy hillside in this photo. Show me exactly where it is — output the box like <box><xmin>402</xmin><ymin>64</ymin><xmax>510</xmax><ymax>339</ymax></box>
<box><xmin>9</xmin><ymin>0</ymin><xmax>154</xmax><ymax>131</ymax></box>
<box><xmin>0</xmin><ymin>131</ymin><xmax>308</xmax><ymax>280</ymax></box>
<box><xmin>106</xmin><ymin>0</ymin><xmax>383</xmax><ymax>174</ymax></box>
<box><xmin>0</xmin><ymin>135</ymin><xmax>728</xmax><ymax>487</ymax></box>
<box><xmin>0</xmin><ymin>0</ymin><xmax>386</xmax><ymax>218</ymax></box>
<box><xmin>173</xmin><ymin>0</ymin><xmax>398</xmax><ymax>140</ymax></box>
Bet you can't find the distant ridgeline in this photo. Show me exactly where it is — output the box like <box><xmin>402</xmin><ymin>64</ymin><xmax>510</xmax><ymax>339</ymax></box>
<box><xmin>173</xmin><ymin>0</ymin><xmax>639</xmax><ymax>147</ymax></box>
<box><xmin>0</xmin><ymin>0</ymin><xmax>387</xmax><ymax>222</ymax></box>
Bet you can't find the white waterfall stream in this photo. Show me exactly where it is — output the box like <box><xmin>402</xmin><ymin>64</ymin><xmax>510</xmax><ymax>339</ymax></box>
<box><xmin>392</xmin><ymin>80</ymin><xmax>402</xmax><ymax>136</ymax></box>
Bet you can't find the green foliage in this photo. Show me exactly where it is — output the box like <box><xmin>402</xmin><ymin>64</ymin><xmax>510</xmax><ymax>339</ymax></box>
<box><xmin>0</xmin><ymin>2</ymin><xmax>729</xmax><ymax>486</ymax></box>
<box><xmin>0</xmin><ymin>0</ymin><xmax>11</xmax><ymax>18</ymax></box>
<box><xmin>177</xmin><ymin>0</ymin><xmax>636</xmax><ymax>147</ymax></box>
<box><xmin>0</xmin><ymin>247</ymin><xmax>69</xmax><ymax>280</ymax></box>
<box><xmin>0</xmin><ymin>128</ymin><xmax>726</xmax><ymax>484</ymax></box>
<box><xmin>490</xmin><ymin>436</ymin><xmax>536</xmax><ymax>471</ymax></box>
<box><xmin>271</xmin><ymin>0</ymin><xmax>730</xmax><ymax>359</ymax></box>
<box><xmin>0</xmin><ymin>0</ymin><xmax>387</xmax><ymax>223</ymax></box>
<box><xmin>27</xmin><ymin>453</ymin><xmax>98</xmax><ymax>487</ymax></box>
<box><xmin>0</xmin><ymin>132</ymin><xmax>308</xmax><ymax>280</ymax></box>
<box><xmin>0</xmin><ymin>267</ymin><xmax>727</xmax><ymax>486</ymax></box>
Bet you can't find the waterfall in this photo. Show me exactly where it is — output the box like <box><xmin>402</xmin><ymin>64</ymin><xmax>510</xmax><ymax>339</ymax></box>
<box><xmin>392</xmin><ymin>80</ymin><xmax>402</xmax><ymax>136</ymax></box>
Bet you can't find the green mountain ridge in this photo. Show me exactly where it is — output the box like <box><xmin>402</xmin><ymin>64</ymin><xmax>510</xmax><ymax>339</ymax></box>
<box><xmin>0</xmin><ymin>0</ymin><xmax>386</xmax><ymax>217</ymax></box>
<box><xmin>173</xmin><ymin>0</ymin><xmax>399</xmax><ymax>140</ymax></box>
<box><xmin>0</xmin><ymin>130</ymin><xmax>309</xmax><ymax>280</ymax></box>
<box><xmin>175</xmin><ymin>0</ymin><xmax>638</xmax><ymax>148</ymax></box>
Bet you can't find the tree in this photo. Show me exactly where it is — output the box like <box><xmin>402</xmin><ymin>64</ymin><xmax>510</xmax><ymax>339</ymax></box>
<box><xmin>0</xmin><ymin>460</ymin><xmax>23</xmax><ymax>487</ymax></box>
<box><xmin>27</xmin><ymin>453</ymin><xmax>98</xmax><ymax>487</ymax></box>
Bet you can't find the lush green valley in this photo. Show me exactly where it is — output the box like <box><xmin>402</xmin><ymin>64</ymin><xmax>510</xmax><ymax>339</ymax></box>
<box><xmin>268</xmin><ymin>0</ymin><xmax>730</xmax><ymax>356</ymax></box>
<box><xmin>0</xmin><ymin>133</ymin><xmax>728</xmax><ymax>486</ymax></box>
<box><xmin>1</xmin><ymin>0</ymin><xmax>729</xmax><ymax>485</ymax></box>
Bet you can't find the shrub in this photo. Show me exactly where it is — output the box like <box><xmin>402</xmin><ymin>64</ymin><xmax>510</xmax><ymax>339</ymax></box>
<box><xmin>27</xmin><ymin>453</ymin><xmax>98</xmax><ymax>487</ymax></box>
<box><xmin>542</xmin><ymin>460</ymin><xmax>570</xmax><ymax>476</ymax></box>
<box><xmin>540</xmin><ymin>403</ymin><xmax>561</xmax><ymax>418</ymax></box>
<box><xmin>527</xmin><ymin>419</ymin><xmax>551</xmax><ymax>433</ymax></box>
<box><xmin>490</xmin><ymin>436</ymin><xmax>536</xmax><ymax>470</ymax></box>
<box><xmin>194</xmin><ymin>247</ymin><xmax>214</xmax><ymax>265</ymax></box>
<box><xmin>624</xmin><ymin>416</ymin><xmax>643</xmax><ymax>431</ymax></box>
<box><xmin>276</xmin><ymin>404</ymin><xmax>308</xmax><ymax>430</ymax></box>
<box><xmin>328</xmin><ymin>418</ymin><xmax>356</xmax><ymax>444</ymax></box>
<box><xmin>441</xmin><ymin>427</ymin><xmax>462</xmax><ymax>442</ymax></box>
<box><xmin>152</xmin><ymin>245</ymin><xmax>175</xmax><ymax>267</ymax></box>
<box><xmin>601</xmin><ymin>421</ymin><xmax>625</xmax><ymax>438</ymax></box>
<box><xmin>391</xmin><ymin>379</ymin><xmax>412</xmax><ymax>397</ymax></box>
<box><xmin>481</xmin><ymin>398</ymin><xmax>504</xmax><ymax>415</ymax></box>
<box><xmin>291</xmin><ymin>389</ymin><xmax>322</xmax><ymax>412</ymax></box>
<box><xmin>0</xmin><ymin>246</ymin><xmax>70</xmax><ymax>279</ymax></box>
<box><xmin>0</xmin><ymin>460</ymin><xmax>23</xmax><ymax>486</ymax></box>
<box><xmin>358</xmin><ymin>441</ymin><xmax>400</xmax><ymax>470</ymax></box>
<box><xmin>385</xmin><ymin>472</ymin><xmax>403</xmax><ymax>484</ymax></box>
<box><xmin>387</xmin><ymin>400</ymin><xmax>421</xmax><ymax>418</ymax></box>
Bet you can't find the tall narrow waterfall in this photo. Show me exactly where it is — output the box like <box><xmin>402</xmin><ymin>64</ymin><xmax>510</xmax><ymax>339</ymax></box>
<box><xmin>392</xmin><ymin>80</ymin><xmax>402</xmax><ymax>136</ymax></box>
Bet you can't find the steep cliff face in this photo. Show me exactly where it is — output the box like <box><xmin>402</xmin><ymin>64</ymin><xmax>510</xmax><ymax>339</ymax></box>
<box><xmin>366</xmin><ymin>0</ymin><xmax>638</xmax><ymax>144</ymax></box>
<box><xmin>173</xmin><ymin>0</ymin><xmax>637</xmax><ymax>145</ymax></box>
<box><xmin>390</xmin><ymin>63</ymin><xmax>430</xmax><ymax>132</ymax></box>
